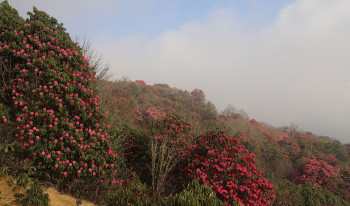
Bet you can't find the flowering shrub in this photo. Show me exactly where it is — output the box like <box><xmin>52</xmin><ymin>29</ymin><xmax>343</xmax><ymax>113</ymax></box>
<box><xmin>135</xmin><ymin>80</ymin><xmax>147</xmax><ymax>87</ymax></box>
<box><xmin>336</xmin><ymin>167</ymin><xmax>350</xmax><ymax>201</ymax></box>
<box><xmin>249</xmin><ymin>119</ymin><xmax>263</xmax><ymax>128</ymax></box>
<box><xmin>175</xmin><ymin>131</ymin><xmax>275</xmax><ymax>206</ymax></box>
<box><xmin>0</xmin><ymin>1</ymin><xmax>123</xmax><ymax>185</ymax></box>
<box><xmin>145</xmin><ymin>107</ymin><xmax>165</xmax><ymax>122</ymax></box>
<box><xmin>191</xmin><ymin>89</ymin><xmax>205</xmax><ymax>102</ymax></box>
<box><xmin>124</xmin><ymin>114</ymin><xmax>191</xmax><ymax>188</ymax></box>
<box><xmin>154</xmin><ymin>113</ymin><xmax>191</xmax><ymax>138</ymax></box>
<box><xmin>123</xmin><ymin>129</ymin><xmax>151</xmax><ymax>184</ymax></box>
<box><xmin>277</xmin><ymin>137</ymin><xmax>301</xmax><ymax>160</ymax></box>
<box><xmin>151</xmin><ymin>114</ymin><xmax>192</xmax><ymax>200</ymax></box>
<box><xmin>263</xmin><ymin>132</ymin><xmax>276</xmax><ymax>143</ymax></box>
<box><xmin>291</xmin><ymin>156</ymin><xmax>339</xmax><ymax>189</ymax></box>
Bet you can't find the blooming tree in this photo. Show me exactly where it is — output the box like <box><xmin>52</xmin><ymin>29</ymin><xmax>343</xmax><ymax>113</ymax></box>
<box><xmin>291</xmin><ymin>156</ymin><xmax>339</xmax><ymax>189</ymax></box>
<box><xmin>172</xmin><ymin>130</ymin><xmax>275</xmax><ymax>205</ymax></box>
<box><xmin>0</xmin><ymin>1</ymin><xmax>123</xmax><ymax>184</ymax></box>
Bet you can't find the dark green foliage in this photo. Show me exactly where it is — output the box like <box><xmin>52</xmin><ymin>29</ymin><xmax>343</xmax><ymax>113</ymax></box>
<box><xmin>15</xmin><ymin>179</ymin><xmax>50</xmax><ymax>206</ymax></box>
<box><xmin>101</xmin><ymin>173</ymin><xmax>152</xmax><ymax>206</ymax></box>
<box><xmin>301</xmin><ymin>182</ymin><xmax>349</xmax><ymax>206</ymax></box>
<box><xmin>160</xmin><ymin>179</ymin><xmax>224</xmax><ymax>206</ymax></box>
<box><xmin>0</xmin><ymin>167</ymin><xmax>6</xmax><ymax>179</ymax></box>
<box><xmin>123</xmin><ymin>127</ymin><xmax>152</xmax><ymax>185</ymax></box>
<box><xmin>1</xmin><ymin>173</ymin><xmax>50</xmax><ymax>206</ymax></box>
<box><xmin>271</xmin><ymin>179</ymin><xmax>350</xmax><ymax>206</ymax></box>
<box><xmin>16</xmin><ymin>173</ymin><xmax>31</xmax><ymax>189</ymax></box>
<box><xmin>6</xmin><ymin>179</ymin><xmax>14</xmax><ymax>188</ymax></box>
<box><xmin>270</xmin><ymin>179</ymin><xmax>304</xmax><ymax>206</ymax></box>
<box><xmin>314</xmin><ymin>140</ymin><xmax>347</xmax><ymax>162</ymax></box>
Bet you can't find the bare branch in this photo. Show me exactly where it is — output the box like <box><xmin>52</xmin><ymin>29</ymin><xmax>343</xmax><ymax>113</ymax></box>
<box><xmin>74</xmin><ymin>36</ymin><xmax>112</xmax><ymax>80</ymax></box>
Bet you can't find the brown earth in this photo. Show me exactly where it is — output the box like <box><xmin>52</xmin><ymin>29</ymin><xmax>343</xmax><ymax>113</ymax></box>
<box><xmin>0</xmin><ymin>177</ymin><xmax>95</xmax><ymax>206</ymax></box>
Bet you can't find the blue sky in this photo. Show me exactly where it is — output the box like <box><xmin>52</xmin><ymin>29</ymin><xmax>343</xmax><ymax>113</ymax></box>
<box><xmin>97</xmin><ymin>0</ymin><xmax>295</xmax><ymax>37</ymax></box>
<box><xmin>8</xmin><ymin>0</ymin><xmax>294</xmax><ymax>38</ymax></box>
<box><xmin>5</xmin><ymin>0</ymin><xmax>350</xmax><ymax>143</ymax></box>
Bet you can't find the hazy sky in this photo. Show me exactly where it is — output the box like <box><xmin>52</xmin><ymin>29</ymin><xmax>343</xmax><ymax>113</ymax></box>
<box><xmin>6</xmin><ymin>0</ymin><xmax>350</xmax><ymax>143</ymax></box>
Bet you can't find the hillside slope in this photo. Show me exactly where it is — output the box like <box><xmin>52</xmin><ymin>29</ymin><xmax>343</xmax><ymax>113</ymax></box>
<box><xmin>97</xmin><ymin>79</ymin><xmax>350</xmax><ymax>205</ymax></box>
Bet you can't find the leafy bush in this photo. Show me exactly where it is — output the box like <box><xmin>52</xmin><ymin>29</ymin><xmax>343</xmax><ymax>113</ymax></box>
<box><xmin>124</xmin><ymin>128</ymin><xmax>152</xmax><ymax>184</ymax></box>
<box><xmin>1</xmin><ymin>173</ymin><xmax>49</xmax><ymax>206</ymax></box>
<box><xmin>150</xmin><ymin>114</ymin><xmax>191</xmax><ymax>200</ymax></box>
<box><xmin>15</xmin><ymin>179</ymin><xmax>50</xmax><ymax>206</ymax></box>
<box><xmin>270</xmin><ymin>179</ymin><xmax>304</xmax><ymax>206</ymax></box>
<box><xmin>271</xmin><ymin>179</ymin><xmax>350</xmax><ymax>206</ymax></box>
<box><xmin>291</xmin><ymin>156</ymin><xmax>339</xmax><ymax>190</ymax></box>
<box><xmin>0</xmin><ymin>0</ymin><xmax>124</xmax><ymax>188</ymax></box>
<box><xmin>300</xmin><ymin>182</ymin><xmax>350</xmax><ymax>206</ymax></box>
<box><xmin>101</xmin><ymin>173</ymin><xmax>151</xmax><ymax>206</ymax></box>
<box><xmin>174</xmin><ymin>130</ymin><xmax>275</xmax><ymax>206</ymax></box>
<box><xmin>161</xmin><ymin>179</ymin><xmax>224</xmax><ymax>206</ymax></box>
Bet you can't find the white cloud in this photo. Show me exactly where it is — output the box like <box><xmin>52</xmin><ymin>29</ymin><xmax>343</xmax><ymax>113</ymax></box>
<box><xmin>4</xmin><ymin>0</ymin><xmax>350</xmax><ymax>142</ymax></box>
<box><xmin>6</xmin><ymin>0</ymin><xmax>147</xmax><ymax>36</ymax></box>
<box><xmin>97</xmin><ymin>0</ymin><xmax>350</xmax><ymax>142</ymax></box>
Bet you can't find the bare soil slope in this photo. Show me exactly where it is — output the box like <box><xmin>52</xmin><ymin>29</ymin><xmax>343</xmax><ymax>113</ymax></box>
<box><xmin>0</xmin><ymin>177</ymin><xmax>95</xmax><ymax>206</ymax></box>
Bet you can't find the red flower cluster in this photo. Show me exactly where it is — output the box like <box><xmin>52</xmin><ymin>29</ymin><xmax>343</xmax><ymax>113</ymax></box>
<box><xmin>278</xmin><ymin>137</ymin><xmax>301</xmax><ymax>160</ymax></box>
<box><xmin>135</xmin><ymin>80</ymin><xmax>147</xmax><ymax>87</ymax></box>
<box><xmin>145</xmin><ymin>107</ymin><xmax>165</xmax><ymax>121</ymax></box>
<box><xmin>249</xmin><ymin>119</ymin><xmax>263</xmax><ymax>128</ymax></box>
<box><xmin>191</xmin><ymin>89</ymin><xmax>205</xmax><ymax>102</ymax></box>
<box><xmin>174</xmin><ymin>131</ymin><xmax>275</xmax><ymax>205</ymax></box>
<box><xmin>291</xmin><ymin>156</ymin><xmax>339</xmax><ymax>189</ymax></box>
<box><xmin>0</xmin><ymin>2</ymin><xmax>123</xmax><ymax>185</ymax></box>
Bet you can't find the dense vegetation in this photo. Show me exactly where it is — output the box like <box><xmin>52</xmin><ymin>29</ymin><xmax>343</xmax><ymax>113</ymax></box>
<box><xmin>1</xmin><ymin>1</ymin><xmax>349</xmax><ymax>205</ymax></box>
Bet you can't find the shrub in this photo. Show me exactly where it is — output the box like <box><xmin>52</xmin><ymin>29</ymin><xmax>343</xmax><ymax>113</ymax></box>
<box><xmin>175</xmin><ymin>130</ymin><xmax>275</xmax><ymax>206</ymax></box>
<box><xmin>15</xmin><ymin>179</ymin><xmax>50</xmax><ymax>206</ymax></box>
<box><xmin>270</xmin><ymin>179</ymin><xmax>303</xmax><ymax>206</ymax></box>
<box><xmin>300</xmin><ymin>182</ymin><xmax>350</xmax><ymax>206</ymax></box>
<box><xmin>101</xmin><ymin>173</ymin><xmax>152</xmax><ymax>206</ymax></box>
<box><xmin>150</xmin><ymin>114</ymin><xmax>192</xmax><ymax>201</ymax></box>
<box><xmin>124</xmin><ymin>128</ymin><xmax>152</xmax><ymax>184</ymax></box>
<box><xmin>270</xmin><ymin>179</ymin><xmax>350</xmax><ymax>206</ymax></box>
<box><xmin>0</xmin><ymin>0</ymin><xmax>124</xmax><ymax>188</ymax></box>
<box><xmin>291</xmin><ymin>156</ymin><xmax>339</xmax><ymax>189</ymax></box>
<box><xmin>162</xmin><ymin>179</ymin><xmax>224</xmax><ymax>206</ymax></box>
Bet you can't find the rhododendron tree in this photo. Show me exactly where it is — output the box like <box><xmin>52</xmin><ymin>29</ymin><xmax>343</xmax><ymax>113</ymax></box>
<box><xmin>0</xmin><ymin>1</ymin><xmax>124</xmax><ymax>185</ymax></box>
<box><xmin>277</xmin><ymin>137</ymin><xmax>301</xmax><ymax>160</ymax></box>
<box><xmin>150</xmin><ymin>114</ymin><xmax>191</xmax><ymax>200</ymax></box>
<box><xmin>174</xmin><ymin>130</ymin><xmax>275</xmax><ymax>206</ymax></box>
<box><xmin>336</xmin><ymin>167</ymin><xmax>350</xmax><ymax>201</ymax></box>
<box><xmin>291</xmin><ymin>156</ymin><xmax>339</xmax><ymax>190</ymax></box>
<box><xmin>191</xmin><ymin>89</ymin><xmax>205</xmax><ymax>103</ymax></box>
<box><xmin>249</xmin><ymin>119</ymin><xmax>263</xmax><ymax>129</ymax></box>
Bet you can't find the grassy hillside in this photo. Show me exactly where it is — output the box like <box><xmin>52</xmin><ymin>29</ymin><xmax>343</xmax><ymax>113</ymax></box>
<box><xmin>97</xmin><ymin>79</ymin><xmax>350</xmax><ymax>205</ymax></box>
<box><xmin>1</xmin><ymin>1</ymin><xmax>349</xmax><ymax>205</ymax></box>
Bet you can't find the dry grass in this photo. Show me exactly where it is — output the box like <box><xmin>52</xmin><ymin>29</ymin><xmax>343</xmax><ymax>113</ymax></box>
<box><xmin>0</xmin><ymin>176</ymin><xmax>21</xmax><ymax>206</ymax></box>
<box><xmin>45</xmin><ymin>188</ymin><xmax>95</xmax><ymax>206</ymax></box>
<box><xmin>0</xmin><ymin>176</ymin><xmax>96</xmax><ymax>206</ymax></box>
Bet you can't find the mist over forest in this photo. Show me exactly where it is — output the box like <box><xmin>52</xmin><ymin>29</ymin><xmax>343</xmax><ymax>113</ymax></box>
<box><xmin>1</xmin><ymin>1</ymin><xmax>350</xmax><ymax>205</ymax></box>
